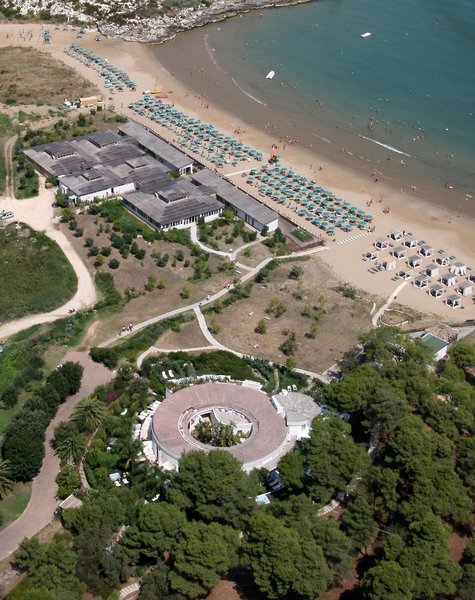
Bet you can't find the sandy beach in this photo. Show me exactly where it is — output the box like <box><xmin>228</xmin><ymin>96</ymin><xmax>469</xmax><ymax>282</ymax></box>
<box><xmin>1</xmin><ymin>22</ymin><xmax>474</xmax><ymax>323</ymax></box>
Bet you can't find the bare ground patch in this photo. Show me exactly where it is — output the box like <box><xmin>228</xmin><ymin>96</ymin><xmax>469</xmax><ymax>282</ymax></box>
<box><xmin>156</xmin><ymin>316</ymin><xmax>210</xmax><ymax>349</ymax></box>
<box><xmin>211</xmin><ymin>257</ymin><xmax>374</xmax><ymax>373</ymax></box>
<box><xmin>0</xmin><ymin>46</ymin><xmax>98</xmax><ymax>106</ymax></box>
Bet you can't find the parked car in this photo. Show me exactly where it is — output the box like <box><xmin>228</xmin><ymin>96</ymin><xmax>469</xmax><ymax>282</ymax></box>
<box><xmin>1</xmin><ymin>211</ymin><xmax>14</xmax><ymax>220</ymax></box>
<box><xmin>265</xmin><ymin>469</ymin><xmax>285</xmax><ymax>493</ymax></box>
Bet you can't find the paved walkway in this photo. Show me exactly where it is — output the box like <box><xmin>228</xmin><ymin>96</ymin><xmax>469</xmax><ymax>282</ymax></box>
<box><xmin>0</xmin><ymin>352</ymin><xmax>114</xmax><ymax>563</ymax></box>
<box><xmin>371</xmin><ymin>280</ymin><xmax>409</xmax><ymax>327</ymax></box>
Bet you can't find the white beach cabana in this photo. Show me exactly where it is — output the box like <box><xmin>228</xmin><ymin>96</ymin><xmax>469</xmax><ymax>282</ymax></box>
<box><xmin>458</xmin><ymin>281</ymin><xmax>473</xmax><ymax>296</ymax></box>
<box><xmin>436</xmin><ymin>255</ymin><xmax>450</xmax><ymax>267</ymax></box>
<box><xmin>469</xmin><ymin>272</ymin><xmax>475</xmax><ymax>284</ymax></box>
<box><xmin>363</xmin><ymin>248</ymin><xmax>379</xmax><ymax>261</ymax></box>
<box><xmin>389</xmin><ymin>229</ymin><xmax>403</xmax><ymax>241</ymax></box>
<box><xmin>430</xmin><ymin>283</ymin><xmax>445</xmax><ymax>298</ymax></box>
<box><xmin>414</xmin><ymin>274</ymin><xmax>430</xmax><ymax>289</ymax></box>
<box><xmin>419</xmin><ymin>244</ymin><xmax>434</xmax><ymax>258</ymax></box>
<box><xmin>404</xmin><ymin>235</ymin><xmax>418</xmax><ymax>248</ymax></box>
<box><xmin>380</xmin><ymin>254</ymin><xmax>396</xmax><ymax>271</ymax></box>
<box><xmin>374</xmin><ymin>237</ymin><xmax>389</xmax><ymax>250</ymax></box>
<box><xmin>446</xmin><ymin>294</ymin><xmax>462</xmax><ymax>309</ymax></box>
<box><xmin>407</xmin><ymin>255</ymin><xmax>422</xmax><ymax>268</ymax></box>
<box><xmin>392</xmin><ymin>246</ymin><xmax>407</xmax><ymax>260</ymax></box>
<box><xmin>441</xmin><ymin>272</ymin><xmax>457</xmax><ymax>287</ymax></box>
<box><xmin>397</xmin><ymin>270</ymin><xmax>412</xmax><ymax>281</ymax></box>
<box><xmin>425</xmin><ymin>263</ymin><xmax>439</xmax><ymax>277</ymax></box>
<box><xmin>450</xmin><ymin>261</ymin><xmax>467</xmax><ymax>276</ymax></box>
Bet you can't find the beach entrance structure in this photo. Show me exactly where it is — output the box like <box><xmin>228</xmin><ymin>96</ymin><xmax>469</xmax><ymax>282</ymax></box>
<box><xmin>458</xmin><ymin>281</ymin><xmax>473</xmax><ymax>296</ymax></box>
<box><xmin>407</xmin><ymin>255</ymin><xmax>422</xmax><ymax>268</ymax></box>
<box><xmin>392</xmin><ymin>246</ymin><xmax>407</xmax><ymax>260</ymax></box>
<box><xmin>430</xmin><ymin>284</ymin><xmax>445</xmax><ymax>298</ymax></box>
<box><xmin>414</xmin><ymin>274</ymin><xmax>430</xmax><ymax>289</ymax></box>
<box><xmin>419</xmin><ymin>243</ymin><xmax>434</xmax><ymax>258</ymax></box>
<box><xmin>450</xmin><ymin>262</ymin><xmax>467</xmax><ymax>276</ymax></box>
<box><xmin>374</xmin><ymin>237</ymin><xmax>389</xmax><ymax>250</ymax></box>
<box><xmin>446</xmin><ymin>294</ymin><xmax>462</xmax><ymax>309</ymax></box>
<box><xmin>389</xmin><ymin>229</ymin><xmax>403</xmax><ymax>241</ymax></box>
<box><xmin>441</xmin><ymin>272</ymin><xmax>457</xmax><ymax>287</ymax></box>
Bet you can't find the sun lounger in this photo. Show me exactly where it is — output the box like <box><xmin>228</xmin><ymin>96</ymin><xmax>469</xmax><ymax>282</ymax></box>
<box><xmin>161</xmin><ymin>371</ymin><xmax>168</xmax><ymax>379</ymax></box>
<box><xmin>168</xmin><ymin>370</ymin><xmax>174</xmax><ymax>379</ymax></box>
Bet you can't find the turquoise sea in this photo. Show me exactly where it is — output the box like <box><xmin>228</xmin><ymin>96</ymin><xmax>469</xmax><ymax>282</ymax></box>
<box><xmin>156</xmin><ymin>0</ymin><xmax>475</xmax><ymax>212</ymax></box>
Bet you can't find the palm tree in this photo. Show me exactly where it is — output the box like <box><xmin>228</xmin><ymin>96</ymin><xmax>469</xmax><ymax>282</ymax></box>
<box><xmin>73</xmin><ymin>396</ymin><xmax>106</xmax><ymax>432</ymax></box>
<box><xmin>56</xmin><ymin>433</ymin><xmax>87</xmax><ymax>466</ymax></box>
<box><xmin>0</xmin><ymin>458</ymin><xmax>14</xmax><ymax>499</ymax></box>
<box><xmin>115</xmin><ymin>435</ymin><xmax>142</xmax><ymax>472</ymax></box>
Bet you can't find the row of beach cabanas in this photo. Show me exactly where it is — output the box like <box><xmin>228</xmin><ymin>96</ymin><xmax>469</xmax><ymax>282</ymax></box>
<box><xmin>243</xmin><ymin>164</ymin><xmax>373</xmax><ymax>234</ymax></box>
<box><xmin>65</xmin><ymin>44</ymin><xmax>137</xmax><ymax>92</ymax></box>
<box><xmin>128</xmin><ymin>95</ymin><xmax>263</xmax><ymax>166</ymax></box>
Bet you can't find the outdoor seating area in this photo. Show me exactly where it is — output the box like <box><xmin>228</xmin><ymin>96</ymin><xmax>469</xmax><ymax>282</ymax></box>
<box><xmin>361</xmin><ymin>231</ymin><xmax>473</xmax><ymax>309</ymax></box>
<box><xmin>128</xmin><ymin>95</ymin><xmax>263</xmax><ymax>167</ymax></box>
<box><xmin>242</xmin><ymin>164</ymin><xmax>374</xmax><ymax>235</ymax></box>
<box><xmin>65</xmin><ymin>44</ymin><xmax>137</xmax><ymax>92</ymax></box>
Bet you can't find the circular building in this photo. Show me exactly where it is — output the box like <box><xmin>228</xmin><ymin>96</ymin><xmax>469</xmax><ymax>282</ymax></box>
<box><xmin>151</xmin><ymin>382</ymin><xmax>288</xmax><ymax>471</ymax></box>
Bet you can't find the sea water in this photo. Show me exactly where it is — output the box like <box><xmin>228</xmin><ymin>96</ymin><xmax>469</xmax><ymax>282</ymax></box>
<box><xmin>190</xmin><ymin>0</ymin><xmax>475</xmax><ymax>206</ymax></box>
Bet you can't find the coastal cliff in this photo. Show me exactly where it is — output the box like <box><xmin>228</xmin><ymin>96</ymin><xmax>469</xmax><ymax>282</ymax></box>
<box><xmin>1</xmin><ymin>0</ymin><xmax>313</xmax><ymax>43</ymax></box>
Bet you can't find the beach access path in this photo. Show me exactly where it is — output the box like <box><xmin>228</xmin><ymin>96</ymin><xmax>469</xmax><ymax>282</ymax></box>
<box><xmin>0</xmin><ymin>352</ymin><xmax>114</xmax><ymax>564</ymax></box>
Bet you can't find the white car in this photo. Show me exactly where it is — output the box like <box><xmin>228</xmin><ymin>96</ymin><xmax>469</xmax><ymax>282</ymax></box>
<box><xmin>1</xmin><ymin>211</ymin><xmax>14</xmax><ymax>220</ymax></box>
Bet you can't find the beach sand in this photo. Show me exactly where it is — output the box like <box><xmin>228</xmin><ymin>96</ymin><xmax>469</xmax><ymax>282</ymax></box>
<box><xmin>1</xmin><ymin>23</ymin><xmax>474</xmax><ymax>323</ymax></box>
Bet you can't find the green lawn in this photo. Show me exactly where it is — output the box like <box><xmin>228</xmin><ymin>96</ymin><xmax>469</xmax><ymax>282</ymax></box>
<box><xmin>0</xmin><ymin>224</ymin><xmax>77</xmax><ymax>322</ymax></box>
<box><xmin>0</xmin><ymin>482</ymin><xmax>31</xmax><ymax>531</ymax></box>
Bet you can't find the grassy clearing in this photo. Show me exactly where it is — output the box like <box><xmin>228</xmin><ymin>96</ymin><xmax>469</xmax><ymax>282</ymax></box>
<box><xmin>0</xmin><ymin>46</ymin><xmax>98</xmax><ymax>106</ymax></box>
<box><xmin>0</xmin><ymin>482</ymin><xmax>31</xmax><ymax>531</ymax></box>
<box><xmin>0</xmin><ymin>224</ymin><xmax>77</xmax><ymax>322</ymax></box>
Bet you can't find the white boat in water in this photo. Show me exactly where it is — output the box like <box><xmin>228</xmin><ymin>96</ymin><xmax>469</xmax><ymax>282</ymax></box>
<box><xmin>266</xmin><ymin>70</ymin><xmax>275</xmax><ymax>80</ymax></box>
<box><xmin>361</xmin><ymin>32</ymin><xmax>372</xmax><ymax>38</ymax></box>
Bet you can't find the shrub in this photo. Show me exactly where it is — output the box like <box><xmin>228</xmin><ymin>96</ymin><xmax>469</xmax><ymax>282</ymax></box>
<box><xmin>109</xmin><ymin>258</ymin><xmax>120</xmax><ymax>269</ymax></box>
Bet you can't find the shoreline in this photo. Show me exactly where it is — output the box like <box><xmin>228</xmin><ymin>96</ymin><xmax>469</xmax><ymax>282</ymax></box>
<box><xmin>1</xmin><ymin>23</ymin><xmax>474</xmax><ymax>322</ymax></box>
<box><xmin>151</xmin><ymin>26</ymin><xmax>475</xmax><ymax>221</ymax></box>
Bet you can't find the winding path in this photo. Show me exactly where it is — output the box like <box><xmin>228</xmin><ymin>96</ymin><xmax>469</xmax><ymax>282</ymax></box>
<box><xmin>371</xmin><ymin>280</ymin><xmax>409</xmax><ymax>328</ymax></box>
<box><xmin>0</xmin><ymin>352</ymin><xmax>114</xmax><ymax>563</ymax></box>
<box><xmin>0</xmin><ymin>175</ymin><xmax>97</xmax><ymax>340</ymax></box>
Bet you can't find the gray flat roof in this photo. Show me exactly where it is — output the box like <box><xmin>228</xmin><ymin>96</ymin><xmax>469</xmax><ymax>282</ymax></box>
<box><xmin>192</xmin><ymin>169</ymin><xmax>278</xmax><ymax>226</ymax></box>
<box><xmin>118</xmin><ymin>121</ymin><xmax>192</xmax><ymax>170</ymax></box>
<box><xmin>123</xmin><ymin>190</ymin><xmax>222</xmax><ymax>228</ymax></box>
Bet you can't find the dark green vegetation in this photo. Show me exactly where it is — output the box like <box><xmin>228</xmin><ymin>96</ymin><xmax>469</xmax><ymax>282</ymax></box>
<box><xmin>1</xmin><ymin>362</ymin><xmax>83</xmax><ymax>481</ymax></box>
<box><xmin>198</xmin><ymin>208</ymin><xmax>257</xmax><ymax>250</ymax></box>
<box><xmin>291</xmin><ymin>228</ymin><xmax>314</xmax><ymax>242</ymax></box>
<box><xmin>7</xmin><ymin>329</ymin><xmax>475</xmax><ymax>600</ymax></box>
<box><xmin>0</xmin><ymin>224</ymin><xmax>77</xmax><ymax>321</ymax></box>
<box><xmin>193</xmin><ymin>420</ymin><xmax>248</xmax><ymax>447</ymax></box>
<box><xmin>263</xmin><ymin>227</ymin><xmax>291</xmax><ymax>255</ymax></box>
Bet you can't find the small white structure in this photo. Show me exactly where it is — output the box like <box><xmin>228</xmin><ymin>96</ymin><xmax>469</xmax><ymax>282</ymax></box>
<box><xmin>272</xmin><ymin>391</ymin><xmax>321</xmax><ymax>441</ymax></box>
<box><xmin>446</xmin><ymin>293</ymin><xmax>462</xmax><ymax>309</ymax></box>
<box><xmin>436</xmin><ymin>255</ymin><xmax>450</xmax><ymax>266</ymax></box>
<box><xmin>374</xmin><ymin>237</ymin><xmax>389</xmax><ymax>250</ymax></box>
<box><xmin>380</xmin><ymin>254</ymin><xmax>396</xmax><ymax>271</ymax></box>
<box><xmin>392</xmin><ymin>246</ymin><xmax>407</xmax><ymax>259</ymax></box>
<box><xmin>441</xmin><ymin>272</ymin><xmax>457</xmax><ymax>287</ymax></box>
<box><xmin>425</xmin><ymin>263</ymin><xmax>439</xmax><ymax>277</ymax></box>
<box><xmin>419</xmin><ymin>244</ymin><xmax>434</xmax><ymax>258</ymax></box>
<box><xmin>407</xmin><ymin>255</ymin><xmax>422</xmax><ymax>268</ymax></box>
<box><xmin>414</xmin><ymin>274</ymin><xmax>430</xmax><ymax>289</ymax></box>
<box><xmin>458</xmin><ymin>281</ymin><xmax>473</xmax><ymax>296</ymax></box>
<box><xmin>430</xmin><ymin>283</ymin><xmax>445</xmax><ymax>298</ymax></box>
<box><xmin>363</xmin><ymin>248</ymin><xmax>378</xmax><ymax>261</ymax></box>
<box><xmin>397</xmin><ymin>270</ymin><xmax>412</xmax><ymax>280</ymax></box>
<box><xmin>404</xmin><ymin>235</ymin><xmax>418</xmax><ymax>248</ymax></box>
<box><xmin>469</xmin><ymin>272</ymin><xmax>475</xmax><ymax>284</ymax></box>
<box><xmin>450</xmin><ymin>262</ymin><xmax>467</xmax><ymax>276</ymax></box>
<box><xmin>420</xmin><ymin>333</ymin><xmax>448</xmax><ymax>360</ymax></box>
<box><xmin>390</xmin><ymin>229</ymin><xmax>403</xmax><ymax>241</ymax></box>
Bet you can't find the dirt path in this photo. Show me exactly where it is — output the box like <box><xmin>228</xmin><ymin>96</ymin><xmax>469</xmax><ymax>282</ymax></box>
<box><xmin>0</xmin><ymin>176</ymin><xmax>97</xmax><ymax>340</ymax></box>
<box><xmin>3</xmin><ymin>134</ymin><xmax>16</xmax><ymax>200</ymax></box>
<box><xmin>0</xmin><ymin>352</ymin><xmax>114</xmax><ymax>563</ymax></box>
